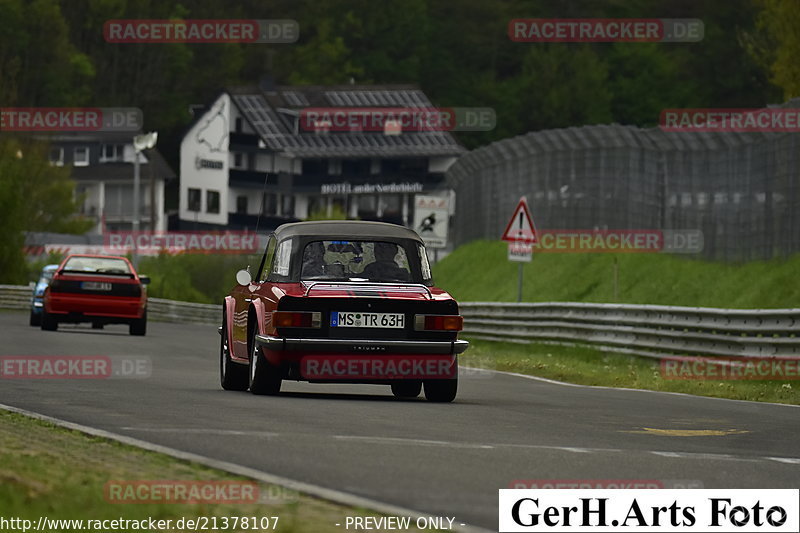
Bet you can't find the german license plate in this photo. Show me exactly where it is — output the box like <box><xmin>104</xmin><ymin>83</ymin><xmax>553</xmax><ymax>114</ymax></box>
<box><xmin>82</xmin><ymin>281</ymin><xmax>112</xmax><ymax>291</ymax></box>
<box><xmin>331</xmin><ymin>312</ymin><xmax>404</xmax><ymax>329</ymax></box>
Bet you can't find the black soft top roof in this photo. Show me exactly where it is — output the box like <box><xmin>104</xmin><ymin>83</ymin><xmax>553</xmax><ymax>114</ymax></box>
<box><xmin>273</xmin><ymin>221</ymin><xmax>423</xmax><ymax>243</ymax></box>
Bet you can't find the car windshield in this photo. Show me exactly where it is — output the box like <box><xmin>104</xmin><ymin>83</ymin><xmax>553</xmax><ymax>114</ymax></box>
<box><xmin>38</xmin><ymin>270</ymin><xmax>55</xmax><ymax>285</ymax></box>
<box><xmin>301</xmin><ymin>240</ymin><xmax>412</xmax><ymax>282</ymax></box>
<box><xmin>62</xmin><ymin>257</ymin><xmax>132</xmax><ymax>276</ymax></box>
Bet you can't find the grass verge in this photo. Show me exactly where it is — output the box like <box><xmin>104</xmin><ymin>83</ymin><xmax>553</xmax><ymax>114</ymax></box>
<box><xmin>0</xmin><ymin>410</ymin><xmax>427</xmax><ymax>532</ymax></box>
<box><xmin>460</xmin><ymin>338</ymin><xmax>800</xmax><ymax>406</ymax></box>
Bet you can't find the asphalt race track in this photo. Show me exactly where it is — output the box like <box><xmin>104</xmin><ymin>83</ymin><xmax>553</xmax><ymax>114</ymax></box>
<box><xmin>1</xmin><ymin>312</ymin><xmax>798</xmax><ymax>530</ymax></box>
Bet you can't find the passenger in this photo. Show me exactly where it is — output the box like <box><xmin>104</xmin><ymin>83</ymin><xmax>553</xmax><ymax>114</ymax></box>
<box><xmin>362</xmin><ymin>242</ymin><xmax>410</xmax><ymax>281</ymax></box>
<box><xmin>301</xmin><ymin>241</ymin><xmax>327</xmax><ymax>278</ymax></box>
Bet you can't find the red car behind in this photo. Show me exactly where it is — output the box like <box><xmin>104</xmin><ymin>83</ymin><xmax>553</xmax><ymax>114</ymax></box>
<box><xmin>41</xmin><ymin>254</ymin><xmax>149</xmax><ymax>335</ymax></box>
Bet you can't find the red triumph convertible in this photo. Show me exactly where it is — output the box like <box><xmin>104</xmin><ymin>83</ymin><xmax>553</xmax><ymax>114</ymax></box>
<box><xmin>41</xmin><ymin>254</ymin><xmax>150</xmax><ymax>335</ymax></box>
<box><xmin>220</xmin><ymin>221</ymin><xmax>468</xmax><ymax>402</ymax></box>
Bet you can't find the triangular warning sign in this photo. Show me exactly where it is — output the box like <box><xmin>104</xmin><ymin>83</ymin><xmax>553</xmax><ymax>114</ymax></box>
<box><xmin>501</xmin><ymin>197</ymin><xmax>538</xmax><ymax>243</ymax></box>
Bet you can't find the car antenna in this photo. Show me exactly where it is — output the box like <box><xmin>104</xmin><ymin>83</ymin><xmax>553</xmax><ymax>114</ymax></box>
<box><xmin>248</xmin><ymin>170</ymin><xmax>271</xmax><ymax>276</ymax></box>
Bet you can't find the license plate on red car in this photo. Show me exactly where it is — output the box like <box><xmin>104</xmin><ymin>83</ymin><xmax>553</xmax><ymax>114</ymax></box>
<box><xmin>331</xmin><ymin>312</ymin><xmax>404</xmax><ymax>328</ymax></box>
<box><xmin>82</xmin><ymin>281</ymin><xmax>112</xmax><ymax>291</ymax></box>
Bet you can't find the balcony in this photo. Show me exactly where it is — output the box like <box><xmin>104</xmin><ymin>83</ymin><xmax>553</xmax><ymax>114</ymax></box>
<box><xmin>229</xmin><ymin>169</ymin><xmax>274</xmax><ymax>189</ymax></box>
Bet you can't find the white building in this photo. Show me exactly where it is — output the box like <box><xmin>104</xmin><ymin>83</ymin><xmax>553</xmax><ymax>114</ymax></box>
<box><xmin>43</xmin><ymin>132</ymin><xmax>174</xmax><ymax>233</ymax></box>
<box><xmin>178</xmin><ymin>83</ymin><xmax>465</xmax><ymax>231</ymax></box>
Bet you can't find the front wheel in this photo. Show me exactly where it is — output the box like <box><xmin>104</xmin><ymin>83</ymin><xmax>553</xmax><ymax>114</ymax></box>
<box><xmin>220</xmin><ymin>317</ymin><xmax>248</xmax><ymax>391</ymax></box>
<box><xmin>129</xmin><ymin>310</ymin><xmax>147</xmax><ymax>336</ymax></box>
<box><xmin>249</xmin><ymin>329</ymin><xmax>281</xmax><ymax>395</ymax></box>
<box><xmin>29</xmin><ymin>311</ymin><xmax>41</xmax><ymax>327</ymax></box>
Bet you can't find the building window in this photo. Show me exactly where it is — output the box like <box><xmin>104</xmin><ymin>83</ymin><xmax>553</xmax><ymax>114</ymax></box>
<box><xmin>262</xmin><ymin>192</ymin><xmax>278</xmax><ymax>215</ymax></box>
<box><xmin>302</xmin><ymin>159</ymin><xmax>327</xmax><ymax>176</ymax></box>
<box><xmin>236</xmin><ymin>195</ymin><xmax>248</xmax><ymax>214</ymax></box>
<box><xmin>341</xmin><ymin>159</ymin><xmax>370</xmax><ymax>176</ymax></box>
<box><xmin>74</xmin><ymin>147</ymin><xmax>89</xmax><ymax>167</ymax></box>
<box><xmin>101</xmin><ymin>144</ymin><xmax>124</xmax><ymax>162</ymax></box>
<box><xmin>281</xmin><ymin>195</ymin><xmax>295</xmax><ymax>216</ymax></box>
<box><xmin>207</xmin><ymin>190</ymin><xmax>220</xmax><ymax>214</ymax></box>
<box><xmin>381</xmin><ymin>158</ymin><xmax>427</xmax><ymax>175</ymax></box>
<box><xmin>49</xmin><ymin>147</ymin><xmax>64</xmax><ymax>166</ymax></box>
<box><xmin>234</xmin><ymin>152</ymin><xmax>243</xmax><ymax>168</ymax></box>
<box><xmin>188</xmin><ymin>188</ymin><xmax>201</xmax><ymax>212</ymax></box>
<box><xmin>235</xmin><ymin>117</ymin><xmax>243</xmax><ymax>133</ymax></box>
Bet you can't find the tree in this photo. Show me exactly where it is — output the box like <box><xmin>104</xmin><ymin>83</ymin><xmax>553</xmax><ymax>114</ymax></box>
<box><xmin>746</xmin><ymin>0</ymin><xmax>800</xmax><ymax>99</ymax></box>
<box><xmin>0</xmin><ymin>138</ymin><xmax>93</xmax><ymax>283</ymax></box>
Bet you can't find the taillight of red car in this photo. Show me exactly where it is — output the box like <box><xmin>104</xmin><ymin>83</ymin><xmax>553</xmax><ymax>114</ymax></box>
<box><xmin>413</xmin><ymin>314</ymin><xmax>464</xmax><ymax>331</ymax></box>
<box><xmin>272</xmin><ymin>311</ymin><xmax>322</xmax><ymax>328</ymax></box>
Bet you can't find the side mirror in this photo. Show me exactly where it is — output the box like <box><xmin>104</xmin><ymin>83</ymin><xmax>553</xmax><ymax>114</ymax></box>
<box><xmin>139</xmin><ymin>275</ymin><xmax>151</xmax><ymax>285</ymax></box>
<box><xmin>236</xmin><ymin>269</ymin><xmax>252</xmax><ymax>286</ymax></box>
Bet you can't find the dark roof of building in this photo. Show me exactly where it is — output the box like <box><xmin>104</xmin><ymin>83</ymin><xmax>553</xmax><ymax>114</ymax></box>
<box><xmin>228</xmin><ymin>84</ymin><xmax>465</xmax><ymax>159</ymax></box>
<box><xmin>70</xmin><ymin>152</ymin><xmax>175</xmax><ymax>182</ymax></box>
<box><xmin>274</xmin><ymin>220</ymin><xmax>423</xmax><ymax>242</ymax></box>
<box><xmin>29</xmin><ymin>132</ymin><xmax>175</xmax><ymax>181</ymax></box>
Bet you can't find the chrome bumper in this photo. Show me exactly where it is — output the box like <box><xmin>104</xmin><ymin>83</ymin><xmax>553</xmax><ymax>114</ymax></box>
<box><xmin>255</xmin><ymin>335</ymin><xmax>469</xmax><ymax>355</ymax></box>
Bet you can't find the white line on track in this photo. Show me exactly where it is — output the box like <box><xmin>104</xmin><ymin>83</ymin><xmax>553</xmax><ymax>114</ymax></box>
<box><xmin>463</xmin><ymin>366</ymin><xmax>800</xmax><ymax>409</ymax></box>
<box><xmin>121</xmin><ymin>427</ymin><xmax>279</xmax><ymax>437</ymax></box>
<box><xmin>116</xmin><ymin>427</ymin><xmax>800</xmax><ymax>466</ymax></box>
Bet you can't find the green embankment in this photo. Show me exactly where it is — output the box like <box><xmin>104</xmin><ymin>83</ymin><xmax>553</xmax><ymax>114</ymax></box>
<box><xmin>432</xmin><ymin>240</ymin><xmax>800</xmax><ymax>308</ymax></box>
<box><xmin>436</xmin><ymin>241</ymin><xmax>800</xmax><ymax>405</ymax></box>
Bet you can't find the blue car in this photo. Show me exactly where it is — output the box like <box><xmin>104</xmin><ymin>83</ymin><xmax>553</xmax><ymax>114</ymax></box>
<box><xmin>29</xmin><ymin>264</ymin><xmax>59</xmax><ymax>326</ymax></box>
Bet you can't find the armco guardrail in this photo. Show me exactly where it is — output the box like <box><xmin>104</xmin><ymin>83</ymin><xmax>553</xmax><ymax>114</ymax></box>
<box><xmin>2</xmin><ymin>285</ymin><xmax>798</xmax><ymax>358</ymax></box>
<box><xmin>0</xmin><ymin>285</ymin><xmax>219</xmax><ymax>325</ymax></box>
<box><xmin>460</xmin><ymin>302</ymin><xmax>800</xmax><ymax>359</ymax></box>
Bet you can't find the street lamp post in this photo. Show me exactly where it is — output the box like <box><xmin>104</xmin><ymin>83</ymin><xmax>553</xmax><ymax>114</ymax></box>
<box><xmin>132</xmin><ymin>132</ymin><xmax>158</xmax><ymax>267</ymax></box>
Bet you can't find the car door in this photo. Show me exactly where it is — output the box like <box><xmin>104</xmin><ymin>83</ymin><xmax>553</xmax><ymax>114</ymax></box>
<box><xmin>231</xmin><ymin>235</ymin><xmax>276</xmax><ymax>360</ymax></box>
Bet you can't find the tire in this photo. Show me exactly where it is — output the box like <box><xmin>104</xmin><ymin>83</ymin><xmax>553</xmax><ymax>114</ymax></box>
<box><xmin>423</xmin><ymin>359</ymin><xmax>458</xmax><ymax>402</ymax></box>
<box><xmin>423</xmin><ymin>378</ymin><xmax>457</xmax><ymax>402</ymax></box>
<box><xmin>129</xmin><ymin>310</ymin><xmax>147</xmax><ymax>336</ymax></box>
<box><xmin>92</xmin><ymin>322</ymin><xmax>104</xmax><ymax>329</ymax></box>
<box><xmin>40</xmin><ymin>310</ymin><xmax>58</xmax><ymax>331</ymax></box>
<box><xmin>220</xmin><ymin>315</ymin><xmax>248</xmax><ymax>391</ymax></box>
<box><xmin>248</xmin><ymin>327</ymin><xmax>281</xmax><ymax>395</ymax></box>
<box><xmin>29</xmin><ymin>311</ymin><xmax>41</xmax><ymax>327</ymax></box>
<box><xmin>391</xmin><ymin>380</ymin><xmax>422</xmax><ymax>398</ymax></box>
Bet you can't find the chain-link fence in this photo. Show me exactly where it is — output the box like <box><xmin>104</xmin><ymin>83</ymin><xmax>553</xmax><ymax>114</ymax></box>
<box><xmin>446</xmin><ymin>123</ymin><xmax>800</xmax><ymax>261</ymax></box>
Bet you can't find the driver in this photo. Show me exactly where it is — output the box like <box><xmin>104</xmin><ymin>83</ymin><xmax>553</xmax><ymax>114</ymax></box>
<box><xmin>362</xmin><ymin>242</ymin><xmax>410</xmax><ymax>281</ymax></box>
